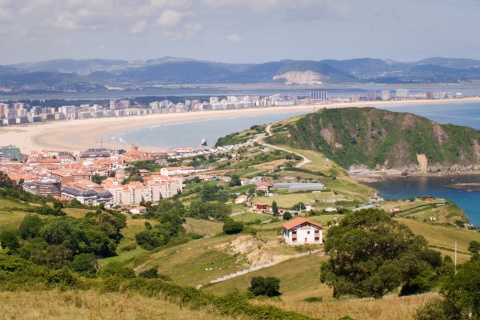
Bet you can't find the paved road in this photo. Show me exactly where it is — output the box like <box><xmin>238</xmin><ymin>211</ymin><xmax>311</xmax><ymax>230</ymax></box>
<box><xmin>256</xmin><ymin>123</ymin><xmax>311</xmax><ymax>168</ymax></box>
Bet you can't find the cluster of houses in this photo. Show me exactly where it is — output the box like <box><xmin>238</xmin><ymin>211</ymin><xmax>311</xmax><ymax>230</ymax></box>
<box><xmin>0</xmin><ymin>145</ymin><xmax>214</xmax><ymax>209</ymax></box>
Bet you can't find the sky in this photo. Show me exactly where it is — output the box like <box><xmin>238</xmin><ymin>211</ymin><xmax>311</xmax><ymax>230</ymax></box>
<box><xmin>1</xmin><ymin>0</ymin><xmax>479</xmax><ymax>65</ymax></box>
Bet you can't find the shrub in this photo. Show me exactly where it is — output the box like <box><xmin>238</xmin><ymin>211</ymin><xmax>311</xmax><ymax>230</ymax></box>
<box><xmin>223</xmin><ymin>219</ymin><xmax>244</xmax><ymax>235</ymax></box>
<box><xmin>248</xmin><ymin>276</ymin><xmax>281</xmax><ymax>297</ymax></box>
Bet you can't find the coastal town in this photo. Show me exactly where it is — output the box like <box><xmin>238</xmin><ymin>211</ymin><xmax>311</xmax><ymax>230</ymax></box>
<box><xmin>0</xmin><ymin>89</ymin><xmax>471</xmax><ymax>127</ymax></box>
<box><xmin>0</xmin><ymin>138</ymin><xmax>258</xmax><ymax>212</ymax></box>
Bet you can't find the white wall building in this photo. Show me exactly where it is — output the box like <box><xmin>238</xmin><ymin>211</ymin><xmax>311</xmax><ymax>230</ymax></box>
<box><xmin>282</xmin><ymin>217</ymin><xmax>323</xmax><ymax>245</ymax></box>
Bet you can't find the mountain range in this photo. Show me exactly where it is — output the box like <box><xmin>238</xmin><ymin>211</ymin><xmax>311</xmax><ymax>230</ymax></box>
<box><xmin>1</xmin><ymin>57</ymin><xmax>480</xmax><ymax>93</ymax></box>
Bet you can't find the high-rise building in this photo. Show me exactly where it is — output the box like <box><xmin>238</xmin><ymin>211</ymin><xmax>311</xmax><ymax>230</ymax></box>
<box><xmin>310</xmin><ymin>91</ymin><xmax>328</xmax><ymax>101</ymax></box>
<box><xmin>366</xmin><ymin>90</ymin><xmax>377</xmax><ymax>101</ymax></box>
<box><xmin>381</xmin><ymin>90</ymin><xmax>391</xmax><ymax>101</ymax></box>
<box><xmin>0</xmin><ymin>103</ymin><xmax>8</xmax><ymax>117</ymax></box>
<box><xmin>396</xmin><ymin>89</ymin><xmax>409</xmax><ymax>98</ymax></box>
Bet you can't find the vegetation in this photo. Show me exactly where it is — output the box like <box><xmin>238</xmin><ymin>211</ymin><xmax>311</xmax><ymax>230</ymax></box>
<box><xmin>248</xmin><ymin>276</ymin><xmax>281</xmax><ymax>297</ymax></box>
<box><xmin>267</xmin><ymin>108</ymin><xmax>480</xmax><ymax>169</ymax></box>
<box><xmin>414</xmin><ymin>259</ymin><xmax>480</xmax><ymax>320</ymax></box>
<box><xmin>321</xmin><ymin>208</ymin><xmax>445</xmax><ymax>298</ymax></box>
<box><xmin>222</xmin><ymin>219</ymin><xmax>244</xmax><ymax>235</ymax></box>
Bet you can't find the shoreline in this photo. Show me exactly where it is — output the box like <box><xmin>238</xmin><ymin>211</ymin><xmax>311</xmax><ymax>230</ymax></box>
<box><xmin>1</xmin><ymin>97</ymin><xmax>480</xmax><ymax>153</ymax></box>
<box><xmin>350</xmin><ymin>169</ymin><xmax>480</xmax><ymax>183</ymax></box>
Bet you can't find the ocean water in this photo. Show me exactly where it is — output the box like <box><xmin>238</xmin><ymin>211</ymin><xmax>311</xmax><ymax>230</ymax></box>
<box><xmin>112</xmin><ymin>101</ymin><xmax>480</xmax><ymax>225</ymax></box>
<box><xmin>109</xmin><ymin>110</ymin><xmax>310</xmax><ymax>149</ymax></box>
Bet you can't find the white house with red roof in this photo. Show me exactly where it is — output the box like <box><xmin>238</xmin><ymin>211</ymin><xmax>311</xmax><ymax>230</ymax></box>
<box><xmin>282</xmin><ymin>217</ymin><xmax>323</xmax><ymax>245</ymax></box>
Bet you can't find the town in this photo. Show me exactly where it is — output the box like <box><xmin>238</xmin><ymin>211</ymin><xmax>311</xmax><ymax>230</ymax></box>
<box><xmin>0</xmin><ymin>138</ymin><xmax>259</xmax><ymax>212</ymax></box>
<box><xmin>0</xmin><ymin>89</ymin><xmax>470</xmax><ymax>126</ymax></box>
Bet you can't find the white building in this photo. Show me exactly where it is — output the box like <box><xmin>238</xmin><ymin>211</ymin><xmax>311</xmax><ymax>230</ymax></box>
<box><xmin>282</xmin><ymin>217</ymin><xmax>323</xmax><ymax>245</ymax></box>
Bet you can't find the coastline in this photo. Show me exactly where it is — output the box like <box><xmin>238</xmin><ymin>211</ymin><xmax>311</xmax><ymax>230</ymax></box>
<box><xmin>1</xmin><ymin>97</ymin><xmax>480</xmax><ymax>153</ymax></box>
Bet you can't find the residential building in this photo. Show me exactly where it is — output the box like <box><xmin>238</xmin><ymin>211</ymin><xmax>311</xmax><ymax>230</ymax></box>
<box><xmin>282</xmin><ymin>217</ymin><xmax>323</xmax><ymax>245</ymax></box>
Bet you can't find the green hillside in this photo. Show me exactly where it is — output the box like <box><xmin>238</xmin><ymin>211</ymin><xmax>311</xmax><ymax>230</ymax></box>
<box><xmin>266</xmin><ymin>107</ymin><xmax>480</xmax><ymax>170</ymax></box>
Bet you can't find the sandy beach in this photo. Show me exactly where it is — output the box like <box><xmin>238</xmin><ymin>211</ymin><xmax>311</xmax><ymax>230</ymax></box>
<box><xmin>1</xmin><ymin>97</ymin><xmax>480</xmax><ymax>153</ymax></box>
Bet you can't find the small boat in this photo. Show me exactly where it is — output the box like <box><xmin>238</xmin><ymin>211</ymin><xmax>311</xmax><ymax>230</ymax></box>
<box><xmin>201</xmin><ymin>138</ymin><xmax>207</xmax><ymax>146</ymax></box>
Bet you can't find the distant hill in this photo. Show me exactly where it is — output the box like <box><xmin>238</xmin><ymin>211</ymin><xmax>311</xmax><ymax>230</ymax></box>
<box><xmin>266</xmin><ymin>107</ymin><xmax>480</xmax><ymax>172</ymax></box>
<box><xmin>2</xmin><ymin>56</ymin><xmax>480</xmax><ymax>92</ymax></box>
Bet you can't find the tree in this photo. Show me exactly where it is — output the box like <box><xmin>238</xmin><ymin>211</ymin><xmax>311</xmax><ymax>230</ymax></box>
<box><xmin>92</xmin><ymin>173</ymin><xmax>107</xmax><ymax>184</ymax></box>
<box><xmin>71</xmin><ymin>253</ymin><xmax>98</xmax><ymax>275</ymax></box>
<box><xmin>283</xmin><ymin>211</ymin><xmax>293</xmax><ymax>220</ymax></box>
<box><xmin>468</xmin><ymin>240</ymin><xmax>480</xmax><ymax>254</ymax></box>
<box><xmin>271</xmin><ymin>201</ymin><xmax>279</xmax><ymax>216</ymax></box>
<box><xmin>415</xmin><ymin>259</ymin><xmax>480</xmax><ymax>320</ymax></box>
<box><xmin>19</xmin><ymin>214</ymin><xmax>43</xmax><ymax>240</ymax></box>
<box><xmin>320</xmin><ymin>209</ymin><xmax>440</xmax><ymax>299</ymax></box>
<box><xmin>223</xmin><ymin>219</ymin><xmax>244</xmax><ymax>235</ymax></box>
<box><xmin>228</xmin><ymin>174</ymin><xmax>241</xmax><ymax>187</ymax></box>
<box><xmin>249</xmin><ymin>276</ymin><xmax>281</xmax><ymax>297</ymax></box>
<box><xmin>0</xmin><ymin>230</ymin><xmax>20</xmax><ymax>252</ymax></box>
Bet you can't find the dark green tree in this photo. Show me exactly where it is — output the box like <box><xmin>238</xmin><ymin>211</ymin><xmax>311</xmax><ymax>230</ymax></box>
<box><xmin>71</xmin><ymin>253</ymin><xmax>98</xmax><ymax>275</ymax></box>
<box><xmin>223</xmin><ymin>219</ymin><xmax>244</xmax><ymax>235</ymax></box>
<box><xmin>283</xmin><ymin>212</ymin><xmax>293</xmax><ymax>220</ymax></box>
<box><xmin>320</xmin><ymin>209</ymin><xmax>440</xmax><ymax>299</ymax></box>
<box><xmin>468</xmin><ymin>240</ymin><xmax>480</xmax><ymax>254</ymax></box>
<box><xmin>271</xmin><ymin>201</ymin><xmax>279</xmax><ymax>216</ymax></box>
<box><xmin>19</xmin><ymin>214</ymin><xmax>43</xmax><ymax>240</ymax></box>
<box><xmin>249</xmin><ymin>276</ymin><xmax>281</xmax><ymax>297</ymax></box>
<box><xmin>0</xmin><ymin>230</ymin><xmax>20</xmax><ymax>252</ymax></box>
<box><xmin>228</xmin><ymin>174</ymin><xmax>241</xmax><ymax>187</ymax></box>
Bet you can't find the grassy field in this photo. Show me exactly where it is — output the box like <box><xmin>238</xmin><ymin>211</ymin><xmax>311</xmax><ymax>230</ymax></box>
<box><xmin>0</xmin><ymin>290</ymin><xmax>231</xmax><ymax>320</ymax></box>
<box><xmin>396</xmin><ymin>217</ymin><xmax>480</xmax><ymax>263</ymax></box>
<box><xmin>231</xmin><ymin>212</ymin><xmax>270</xmax><ymax>223</ymax></box>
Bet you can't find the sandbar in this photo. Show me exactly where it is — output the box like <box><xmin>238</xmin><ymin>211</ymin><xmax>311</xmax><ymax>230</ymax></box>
<box><xmin>1</xmin><ymin>98</ymin><xmax>480</xmax><ymax>153</ymax></box>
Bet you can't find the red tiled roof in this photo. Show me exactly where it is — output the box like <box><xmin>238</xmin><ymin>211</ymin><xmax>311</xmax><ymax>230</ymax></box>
<box><xmin>282</xmin><ymin>217</ymin><xmax>323</xmax><ymax>230</ymax></box>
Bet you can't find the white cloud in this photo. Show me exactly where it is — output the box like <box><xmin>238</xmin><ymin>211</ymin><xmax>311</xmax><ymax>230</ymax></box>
<box><xmin>156</xmin><ymin>10</ymin><xmax>188</xmax><ymax>28</ymax></box>
<box><xmin>129</xmin><ymin>21</ymin><xmax>149</xmax><ymax>35</ymax></box>
<box><xmin>227</xmin><ymin>34</ymin><xmax>242</xmax><ymax>42</ymax></box>
<box><xmin>202</xmin><ymin>0</ymin><xmax>351</xmax><ymax>18</ymax></box>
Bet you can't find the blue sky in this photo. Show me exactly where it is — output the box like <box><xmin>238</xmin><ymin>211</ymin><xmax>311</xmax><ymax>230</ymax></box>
<box><xmin>1</xmin><ymin>0</ymin><xmax>479</xmax><ymax>64</ymax></box>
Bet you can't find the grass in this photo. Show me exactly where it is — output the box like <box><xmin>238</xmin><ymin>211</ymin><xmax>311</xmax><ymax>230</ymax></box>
<box><xmin>396</xmin><ymin>217</ymin><xmax>480</xmax><ymax>263</ymax></box>
<box><xmin>231</xmin><ymin>212</ymin><xmax>270</xmax><ymax>223</ymax></box>
<box><xmin>0</xmin><ymin>209</ymin><xmax>28</xmax><ymax>232</ymax></box>
<box><xmin>184</xmin><ymin>217</ymin><xmax>223</xmax><ymax>236</ymax></box>
<box><xmin>0</xmin><ymin>289</ymin><xmax>231</xmax><ymax>320</ymax></box>
<box><xmin>252</xmin><ymin>192</ymin><xmax>326</xmax><ymax>209</ymax></box>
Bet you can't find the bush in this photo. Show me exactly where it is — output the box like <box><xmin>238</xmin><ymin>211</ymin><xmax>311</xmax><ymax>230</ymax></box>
<box><xmin>223</xmin><ymin>219</ymin><xmax>244</xmax><ymax>235</ymax></box>
<box><xmin>139</xmin><ymin>267</ymin><xmax>159</xmax><ymax>279</ymax></box>
<box><xmin>248</xmin><ymin>276</ymin><xmax>281</xmax><ymax>297</ymax></box>
<box><xmin>100</xmin><ymin>261</ymin><xmax>135</xmax><ymax>279</ymax></box>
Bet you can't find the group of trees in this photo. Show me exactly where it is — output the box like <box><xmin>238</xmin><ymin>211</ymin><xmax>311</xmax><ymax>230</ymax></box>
<box><xmin>415</xmin><ymin>259</ymin><xmax>480</xmax><ymax>319</ymax></box>
<box><xmin>0</xmin><ymin>210</ymin><xmax>126</xmax><ymax>274</ymax></box>
<box><xmin>134</xmin><ymin>200</ymin><xmax>187</xmax><ymax>251</ymax></box>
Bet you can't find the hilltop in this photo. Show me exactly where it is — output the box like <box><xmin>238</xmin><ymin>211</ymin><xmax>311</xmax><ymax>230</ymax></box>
<box><xmin>266</xmin><ymin>107</ymin><xmax>480</xmax><ymax>173</ymax></box>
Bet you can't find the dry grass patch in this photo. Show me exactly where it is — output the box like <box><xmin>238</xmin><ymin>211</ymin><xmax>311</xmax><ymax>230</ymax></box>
<box><xmin>0</xmin><ymin>290</ymin><xmax>231</xmax><ymax>320</ymax></box>
<box><xmin>256</xmin><ymin>291</ymin><xmax>439</xmax><ymax>320</ymax></box>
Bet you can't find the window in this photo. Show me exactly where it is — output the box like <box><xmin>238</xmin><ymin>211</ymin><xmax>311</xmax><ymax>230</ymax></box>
<box><xmin>307</xmin><ymin>231</ymin><xmax>310</xmax><ymax>235</ymax></box>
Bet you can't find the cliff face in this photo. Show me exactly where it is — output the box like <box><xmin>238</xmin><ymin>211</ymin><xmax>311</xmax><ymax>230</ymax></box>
<box><xmin>267</xmin><ymin>107</ymin><xmax>480</xmax><ymax>172</ymax></box>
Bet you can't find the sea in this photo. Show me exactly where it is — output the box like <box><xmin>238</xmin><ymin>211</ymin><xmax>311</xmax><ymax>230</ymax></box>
<box><xmin>109</xmin><ymin>101</ymin><xmax>480</xmax><ymax>225</ymax></box>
